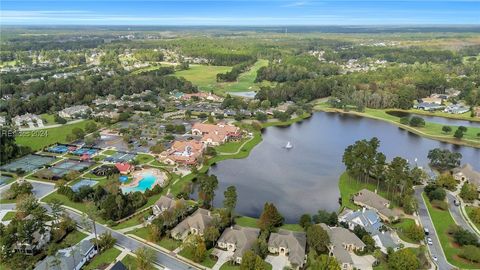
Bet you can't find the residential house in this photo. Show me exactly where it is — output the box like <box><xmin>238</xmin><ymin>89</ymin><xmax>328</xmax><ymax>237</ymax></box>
<box><xmin>12</xmin><ymin>113</ymin><xmax>44</xmax><ymax>128</ymax></box>
<box><xmin>182</xmin><ymin>92</ymin><xmax>223</xmax><ymax>102</ymax></box>
<box><xmin>453</xmin><ymin>163</ymin><xmax>480</xmax><ymax>191</ymax></box>
<box><xmin>59</xmin><ymin>105</ymin><xmax>91</xmax><ymax>119</ymax></box>
<box><xmin>160</xmin><ymin>140</ymin><xmax>205</xmax><ymax>166</ymax></box>
<box><xmin>319</xmin><ymin>223</ymin><xmax>367</xmax><ymax>270</ymax></box>
<box><xmin>353</xmin><ymin>189</ymin><xmax>400</xmax><ymax>222</ymax></box>
<box><xmin>191</xmin><ymin>123</ymin><xmax>241</xmax><ymax>146</ymax></box>
<box><xmin>13</xmin><ymin>224</ymin><xmax>51</xmax><ymax>255</ymax></box>
<box><xmin>414</xmin><ymin>102</ymin><xmax>444</xmax><ymax>111</ymax></box>
<box><xmin>339</xmin><ymin>208</ymin><xmax>400</xmax><ymax>253</ymax></box>
<box><xmin>216</xmin><ymin>225</ymin><xmax>260</xmax><ymax>264</ymax></box>
<box><xmin>171</xmin><ymin>208</ymin><xmax>213</xmax><ymax>240</ymax></box>
<box><xmin>268</xmin><ymin>229</ymin><xmax>307</xmax><ymax>269</ymax></box>
<box><xmin>153</xmin><ymin>194</ymin><xmax>185</xmax><ymax>216</ymax></box>
<box><xmin>421</xmin><ymin>97</ymin><xmax>443</xmax><ymax>105</ymax></box>
<box><xmin>444</xmin><ymin>104</ymin><xmax>470</xmax><ymax>114</ymax></box>
<box><xmin>34</xmin><ymin>238</ymin><xmax>97</xmax><ymax>270</ymax></box>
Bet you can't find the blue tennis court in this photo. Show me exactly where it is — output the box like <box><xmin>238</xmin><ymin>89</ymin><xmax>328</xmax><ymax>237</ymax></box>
<box><xmin>104</xmin><ymin>152</ymin><xmax>136</xmax><ymax>163</ymax></box>
<box><xmin>47</xmin><ymin>145</ymin><xmax>69</xmax><ymax>154</ymax></box>
<box><xmin>72</xmin><ymin>148</ymin><xmax>98</xmax><ymax>156</ymax></box>
<box><xmin>71</xmin><ymin>179</ymin><xmax>98</xmax><ymax>192</ymax></box>
<box><xmin>48</xmin><ymin>159</ymin><xmax>94</xmax><ymax>178</ymax></box>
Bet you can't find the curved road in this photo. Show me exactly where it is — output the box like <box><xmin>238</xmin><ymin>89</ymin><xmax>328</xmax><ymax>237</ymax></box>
<box><xmin>414</xmin><ymin>187</ymin><xmax>454</xmax><ymax>270</ymax></box>
<box><xmin>446</xmin><ymin>192</ymin><xmax>480</xmax><ymax>237</ymax></box>
<box><xmin>0</xmin><ymin>203</ymin><xmax>200</xmax><ymax>270</ymax></box>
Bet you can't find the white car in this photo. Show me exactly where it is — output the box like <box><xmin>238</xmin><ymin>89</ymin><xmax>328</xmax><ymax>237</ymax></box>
<box><xmin>427</xmin><ymin>237</ymin><xmax>433</xmax><ymax>245</ymax></box>
<box><xmin>432</xmin><ymin>255</ymin><xmax>438</xmax><ymax>262</ymax></box>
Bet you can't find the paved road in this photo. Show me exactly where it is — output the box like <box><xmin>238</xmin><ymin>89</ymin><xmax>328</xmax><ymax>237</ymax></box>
<box><xmin>0</xmin><ymin>203</ymin><xmax>199</xmax><ymax>270</ymax></box>
<box><xmin>414</xmin><ymin>187</ymin><xmax>454</xmax><ymax>270</ymax></box>
<box><xmin>446</xmin><ymin>192</ymin><xmax>479</xmax><ymax>237</ymax></box>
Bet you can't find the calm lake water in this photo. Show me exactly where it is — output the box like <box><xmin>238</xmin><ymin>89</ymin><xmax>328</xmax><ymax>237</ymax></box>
<box><xmin>387</xmin><ymin>111</ymin><xmax>480</xmax><ymax>128</ymax></box>
<box><xmin>206</xmin><ymin>112</ymin><xmax>480</xmax><ymax>223</ymax></box>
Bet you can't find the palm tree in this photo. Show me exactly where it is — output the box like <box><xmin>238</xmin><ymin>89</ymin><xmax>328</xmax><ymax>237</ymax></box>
<box><xmin>135</xmin><ymin>247</ymin><xmax>155</xmax><ymax>270</ymax></box>
<box><xmin>85</xmin><ymin>202</ymin><xmax>100</xmax><ymax>252</ymax></box>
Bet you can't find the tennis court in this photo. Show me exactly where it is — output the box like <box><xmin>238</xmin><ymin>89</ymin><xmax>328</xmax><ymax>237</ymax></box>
<box><xmin>104</xmin><ymin>152</ymin><xmax>136</xmax><ymax>163</ymax></box>
<box><xmin>71</xmin><ymin>179</ymin><xmax>98</xmax><ymax>192</ymax></box>
<box><xmin>0</xmin><ymin>155</ymin><xmax>55</xmax><ymax>173</ymax></box>
<box><xmin>72</xmin><ymin>148</ymin><xmax>98</xmax><ymax>156</ymax></box>
<box><xmin>49</xmin><ymin>159</ymin><xmax>94</xmax><ymax>178</ymax></box>
<box><xmin>47</xmin><ymin>145</ymin><xmax>71</xmax><ymax>154</ymax></box>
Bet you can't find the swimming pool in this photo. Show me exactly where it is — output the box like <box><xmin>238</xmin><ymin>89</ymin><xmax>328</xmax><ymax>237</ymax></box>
<box><xmin>121</xmin><ymin>173</ymin><xmax>156</xmax><ymax>193</ymax></box>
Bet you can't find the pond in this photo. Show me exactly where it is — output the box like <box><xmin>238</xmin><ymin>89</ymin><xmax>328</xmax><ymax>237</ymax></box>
<box><xmin>207</xmin><ymin>112</ymin><xmax>480</xmax><ymax>223</ymax></box>
<box><xmin>386</xmin><ymin>110</ymin><xmax>480</xmax><ymax>128</ymax></box>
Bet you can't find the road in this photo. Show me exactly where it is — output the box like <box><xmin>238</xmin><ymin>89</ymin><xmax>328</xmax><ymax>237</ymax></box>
<box><xmin>0</xmin><ymin>203</ymin><xmax>200</xmax><ymax>270</ymax></box>
<box><xmin>414</xmin><ymin>187</ymin><xmax>454</xmax><ymax>270</ymax></box>
<box><xmin>446</xmin><ymin>192</ymin><xmax>479</xmax><ymax>237</ymax></box>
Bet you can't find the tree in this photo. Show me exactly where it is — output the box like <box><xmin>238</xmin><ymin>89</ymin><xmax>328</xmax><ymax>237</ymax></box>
<box><xmin>299</xmin><ymin>214</ymin><xmax>312</xmax><ymax>229</ymax></box>
<box><xmin>453</xmin><ymin>228</ymin><xmax>479</xmax><ymax>246</ymax></box>
<box><xmin>406</xmin><ymin>224</ymin><xmax>425</xmax><ymax>242</ymax></box>
<box><xmin>197</xmin><ymin>174</ymin><xmax>219</xmax><ymax>208</ymax></box>
<box><xmin>467</xmin><ymin>207</ymin><xmax>480</xmax><ymax>224</ymax></box>
<box><xmin>135</xmin><ymin>247</ymin><xmax>155</xmax><ymax>270</ymax></box>
<box><xmin>85</xmin><ymin>202</ymin><xmax>100</xmax><ymax>252</ymax></box>
<box><xmin>93</xmin><ymin>231</ymin><xmax>116</xmax><ymax>252</ymax></box>
<box><xmin>48</xmin><ymin>199</ymin><xmax>63</xmax><ymax>227</ymax></box>
<box><xmin>307</xmin><ymin>252</ymin><xmax>341</xmax><ymax>270</ymax></box>
<box><xmin>184</xmin><ymin>235</ymin><xmax>206</xmax><ymax>263</ymax></box>
<box><xmin>427</xmin><ymin>148</ymin><xmax>462</xmax><ymax>171</ymax></box>
<box><xmin>306</xmin><ymin>225</ymin><xmax>330</xmax><ymax>254</ymax></box>
<box><xmin>258</xmin><ymin>202</ymin><xmax>284</xmax><ymax>231</ymax></box>
<box><xmin>426</xmin><ymin>187</ymin><xmax>446</xmax><ymax>201</ymax></box>
<box><xmin>71</xmin><ymin>127</ymin><xmax>85</xmax><ymax>139</ymax></box>
<box><xmin>409</xmin><ymin>116</ymin><xmax>425</xmax><ymax>127</ymax></box>
<box><xmin>223</xmin><ymin>185</ymin><xmax>237</xmax><ymax>216</ymax></box>
<box><xmin>442</xmin><ymin>126</ymin><xmax>452</xmax><ymax>133</ymax></box>
<box><xmin>85</xmin><ymin>122</ymin><xmax>97</xmax><ymax>133</ymax></box>
<box><xmin>459</xmin><ymin>245</ymin><xmax>480</xmax><ymax>263</ymax></box>
<box><xmin>436</xmin><ymin>173</ymin><xmax>458</xmax><ymax>190</ymax></box>
<box><xmin>387</xmin><ymin>249</ymin><xmax>420</xmax><ymax>270</ymax></box>
<box><xmin>313</xmin><ymin>210</ymin><xmax>337</xmax><ymax>226</ymax></box>
<box><xmin>454</xmin><ymin>128</ymin><xmax>464</xmax><ymax>139</ymax></box>
<box><xmin>203</xmin><ymin>226</ymin><xmax>220</xmax><ymax>248</ymax></box>
<box><xmin>240</xmin><ymin>250</ymin><xmax>267</xmax><ymax>270</ymax></box>
<box><xmin>147</xmin><ymin>224</ymin><xmax>161</xmax><ymax>242</ymax></box>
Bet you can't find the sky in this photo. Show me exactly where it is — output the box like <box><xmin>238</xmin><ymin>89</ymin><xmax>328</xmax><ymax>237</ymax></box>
<box><xmin>1</xmin><ymin>0</ymin><xmax>479</xmax><ymax>26</ymax></box>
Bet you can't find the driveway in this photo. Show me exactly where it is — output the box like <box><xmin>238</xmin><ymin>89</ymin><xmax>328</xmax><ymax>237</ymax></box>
<box><xmin>414</xmin><ymin>187</ymin><xmax>454</xmax><ymax>270</ymax></box>
<box><xmin>265</xmin><ymin>255</ymin><xmax>289</xmax><ymax>270</ymax></box>
<box><xmin>211</xmin><ymin>249</ymin><xmax>233</xmax><ymax>270</ymax></box>
<box><xmin>28</xmin><ymin>180</ymin><xmax>56</xmax><ymax>199</ymax></box>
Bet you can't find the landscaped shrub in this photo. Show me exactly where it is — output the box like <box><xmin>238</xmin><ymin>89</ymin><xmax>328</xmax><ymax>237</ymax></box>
<box><xmin>431</xmin><ymin>200</ymin><xmax>448</xmax><ymax>210</ymax></box>
<box><xmin>453</xmin><ymin>228</ymin><xmax>479</xmax><ymax>246</ymax></box>
<box><xmin>459</xmin><ymin>245</ymin><xmax>480</xmax><ymax>263</ymax></box>
<box><xmin>409</xmin><ymin>116</ymin><xmax>425</xmax><ymax>127</ymax></box>
<box><xmin>468</xmin><ymin>207</ymin><xmax>480</xmax><ymax>224</ymax></box>
<box><xmin>5</xmin><ymin>181</ymin><xmax>33</xmax><ymax>200</ymax></box>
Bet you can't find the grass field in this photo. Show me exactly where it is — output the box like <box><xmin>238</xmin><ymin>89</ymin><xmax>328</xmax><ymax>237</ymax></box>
<box><xmin>174</xmin><ymin>64</ymin><xmax>231</xmax><ymax>92</ymax></box>
<box><xmin>84</xmin><ymin>247</ymin><xmax>121</xmax><ymax>270</ymax></box>
<box><xmin>179</xmin><ymin>248</ymin><xmax>217</xmax><ymax>268</ymax></box>
<box><xmin>391</xmin><ymin>218</ymin><xmax>419</xmax><ymax>243</ymax></box>
<box><xmin>234</xmin><ymin>216</ymin><xmax>304</xmax><ymax>231</ymax></box>
<box><xmin>63</xmin><ymin>229</ymin><xmax>88</xmax><ymax>246</ymax></box>
<box><xmin>128</xmin><ymin>227</ymin><xmax>182</xmax><ymax>251</ymax></box>
<box><xmin>422</xmin><ymin>193</ymin><xmax>480</xmax><ymax>269</ymax></box>
<box><xmin>136</xmin><ymin>153</ymin><xmax>155</xmax><ymax>164</ymax></box>
<box><xmin>16</xmin><ymin>120</ymin><xmax>95</xmax><ymax>151</ymax></box>
<box><xmin>215</xmin><ymin>59</ymin><xmax>269</xmax><ymax>93</ymax></box>
<box><xmin>121</xmin><ymin>254</ymin><xmax>157</xmax><ymax>270</ymax></box>
<box><xmin>465</xmin><ymin>206</ymin><xmax>480</xmax><ymax>231</ymax></box>
<box><xmin>102</xmin><ymin>149</ymin><xmax>117</xmax><ymax>155</ymax></box>
<box><xmin>315</xmin><ymin>102</ymin><xmax>480</xmax><ymax>148</ymax></box>
<box><xmin>40</xmin><ymin>113</ymin><xmax>56</xmax><ymax>125</ymax></box>
<box><xmin>1</xmin><ymin>211</ymin><xmax>16</xmax><ymax>221</ymax></box>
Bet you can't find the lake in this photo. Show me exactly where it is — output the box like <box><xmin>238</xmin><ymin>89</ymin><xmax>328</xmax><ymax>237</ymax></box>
<box><xmin>207</xmin><ymin>112</ymin><xmax>480</xmax><ymax>223</ymax></box>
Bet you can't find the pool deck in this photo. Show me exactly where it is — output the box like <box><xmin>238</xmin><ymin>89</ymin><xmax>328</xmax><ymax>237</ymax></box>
<box><xmin>121</xmin><ymin>168</ymin><xmax>166</xmax><ymax>189</ymax></box>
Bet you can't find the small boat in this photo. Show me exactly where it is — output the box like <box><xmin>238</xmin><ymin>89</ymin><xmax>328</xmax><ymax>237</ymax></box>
<box><xmin>285</xmin><ymin>141</ymin><xmax>293</xmax><ymax>149</ymax></box>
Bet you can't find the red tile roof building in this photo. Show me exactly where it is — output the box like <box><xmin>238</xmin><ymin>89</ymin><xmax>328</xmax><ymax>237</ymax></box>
<box><xmin>161</xmin><ymin>140</ymin><xmax>205</xmax><ymax>166</ymax></box>
<box><xmin>191</xmin><ymin>123</ymin><xmax>241</xmax><ymax>146</ymax></box>
<box><xmin>115</xmin><ymin>163</ymin><xmax>132</xmax><ymax>174</ymax></box>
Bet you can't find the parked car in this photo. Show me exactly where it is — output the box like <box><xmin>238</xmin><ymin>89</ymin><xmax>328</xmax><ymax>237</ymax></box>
<box><xmin>427</xmin><ymin>237</ymin><xmax>433</xmax><ymax>245</ymax></box>
<box><xmin>432</xmin><ymin>255</ymin><xmax>438</xmax><ymax>262</ymax></box>
<box><xmin>454</xmin><ymin>200</ymin><xmax>460</xmax><ymax>206</ymax></box>
<box><xmin>424</xmin><ymin>228</ymin><xmax>430</xmax><ymax>235</ymax></box>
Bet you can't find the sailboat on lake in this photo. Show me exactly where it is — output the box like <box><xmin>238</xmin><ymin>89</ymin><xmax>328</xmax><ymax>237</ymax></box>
<box><xmin>285</xmin><ymin>141</ymin><xmax>293</xmax><ymax>149</ymax></box>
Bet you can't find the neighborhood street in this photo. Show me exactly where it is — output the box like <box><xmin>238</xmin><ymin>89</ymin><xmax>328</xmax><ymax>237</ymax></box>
<box><xmin>0</xmin><ymin>203</ymin><xmax>200</xmax><ymax>270</ymax></box>
<box><xmin>446</xmin><ymin>192</ymin><xmax>480</xmax><ymax>237</ymax></box>
<box><xmin>414</xmin><ymin>187</ymin><xmax>454</xmax><ymax>270</ymax></box>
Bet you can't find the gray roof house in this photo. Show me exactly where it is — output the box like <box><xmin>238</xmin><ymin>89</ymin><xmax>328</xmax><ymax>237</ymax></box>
<box><xmin>152</xmin><ymin>194</ymin><xmax>185</xmax><ymax>216</ymax></box>
<box><xmin>339</xmin><ymin>208</ymin><xmax>400</xmax><ymax>253</ymax></box>
<box><xmin>216</xmin><ymin>225</ymin><xmax>260</xmax><ymax>264</ymax></box>
<box><xmin>319</xmin><ymin>223</ymin><xmax>367</xmax><ymax>270</ymax></box>
<box><xmin>268</xmin><ymin>229</ymin><xmax>306</xmax><ymax>269</ymax></box>
<box><xmin>353</xmin><ymin>189</ymin><xmax>400</xmax><ymax>222</ymax></box>
<box><xmin>171</xmin><ymin>208</ymin><xmax>213</xmax><ymax>240</ymax></box>
<box><xmin>34</xmin><ymin>238</ymin><xmax>97</xmax><ymax>270</ymax></box>
<box><xmin>453</xmin><ymin>163</ymin><xmax>480</xmax><ymax>190</ymax></box>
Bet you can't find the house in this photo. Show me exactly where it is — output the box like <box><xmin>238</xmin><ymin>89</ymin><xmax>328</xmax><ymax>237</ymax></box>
<box><xmin>13</xmin><ymin>224</ymin><xmax>51</xmax><ymax>255</ymax></box>
<box><xmin>191</xmin><ymin>123</ymin><xmax>242</xmax><ymax>146</ymax></box>
<box><xmin>444</xmin><ymin>104</ymin><xmax>470</xmax><ymax>114</ymax></box>
<box><xmin>421</xmin><ymin>97</ymin><xmax>443</xmax><ymax>105</ymax></box>
<box><xmin>319</xmin><ymin>223</ymin><xmax>367</xmax><ymax>270</ymax></box>
<box><xmin>59</xmin><ymin>105</ymin><xmax>91</xmax><ymax>119</ymax></box>
<box><xmin>216</xmin><ymin>225</ymin><xmax>260</xmax><ymax>264</ymax></box>
<box><xmin>453</xmin><ymin>163</ymin><xmax>480</xmax><ymax>190</ymax></box>
<box><xmin>414</xmin><ymin>102</ymin><xmax>444</xmax><ymax>111</ymax></box>
<box><xmin>34</xmin><ymin>238</ymin><xmax>97</xmax><ymax>270</ymax></box>
<box><xmin>153</xmin><ymin>194</ymin><xmax>185</xmax><ymax>216</ymax></box>
<box><xmin>339</xmin><ymin>208</ymin><xmax>400</xmax><ymax>253</ymax></box>
<box><xmin>12</xmin><ymin>113</ymin><xmax>44</xmax><ymax>128</ymax></box>
<box><xmin>115</xmin><ymin>162</ymin><xmax>132</xmax><ymax>174</ymax></box>
<box><xmin>182</xmin><ymin>92</ymin><xmax>223</xmax><ymax>102</ymax></box>
<box><xmin>353</xmin><ymin>189</ymin><xmax>400</xmax><ymax>222</ymax></box>
<box><xmin>268</xmin><ymin>229</ymin><xmax>307</xmax><ymax>269</ymax></box>
<box><xmin>160</xmin><ymin>140</ymin><xmax>205</xmax><ymax>166</ymax></box>
<box><xmin>171</xmin><ymin>208</ymin><xmax>213</xmax><ymax>240</ymax></box>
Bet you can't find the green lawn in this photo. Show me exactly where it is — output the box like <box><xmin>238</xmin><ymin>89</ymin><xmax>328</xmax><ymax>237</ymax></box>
<box><xmin>102</xmin><ymin>150</ymin><xmax>117</xmax><ymax>156</ymax></box>
<box><xmin>338</xmin><ymin>172</ymin><xmax>388</xmax><ymax>211</ymax></box>
<box><xmin>215</xmin><ymin>59</ymin><xmax>269</xmax><ymax>94</ymax></box>
<box><xmin>234</xmin><ymin>216</ymin><xmax>303</xmax><ymax>231</ymax></box>
<box><xmin>179</xmin><ymin>248</ymin><xmax>217</xmax><ymax>268</ymax></box>
<box><xmin>121</xmin><ymin>254</ymin><xmax>157</xmax><ymax>270</ymax></box>
<box><xmin>465</xmin><ymin>206</ymin><xmax>480</xmax><ymax>231</ymax></box>
<box><xmin>1</xmin><ymin>211</ymin><xmax>16</xmax><ymax>221</ymax></box>
<box><xmin>174</xmin><ymin>65</ymin><xmax>231</xmax><ymax>92</ymax></box>
<box><xmin>220</xmin><ymin>261</ymin><xmax>272</xmax><ymax>270</ymax></box>
<box><xmin>84</xmin><ymin>247</ymin><xmax>121</xmax><ymax>270</ymax></box>
<box><xmin>136</xmin><ymin>154</ymin><xmax>155</xmax><ymax>164</ymax></box>
<box><xmin>93</xmin><ymin>155</ymin><xmax>107</xmax><ymax>161</ymax></box>
<box><xmin>63</xmin><ymin>229</ymin><xmax>88</xmax><ymax>246</ymax></box>
<box><xmin>128</xmin><ymin>227</ymin><xmax>182</xmax><ymax>251</ymax></box>
<box><xmin>16</xmin><ymin>120</ymin><xmax>96</xmax><ymax>151</ymax></box>
<box><xmin>111</xmin><ymin>213</ymin><xmax>145</xmax><ymax>230</ymax></box>
<box><xmin>391</xmin><ymin>218</ymin><xmax>419</xmax><ymax>243</ymax></box>
<box><xmin>40</xmin><ymin>113</ymin><xmax>56</xmax><ymax>125</ymax></box>
<box><xmin>422</xmin><ymin>193</ymin><xmax>480</xmax><ymax>269</ymax></box>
